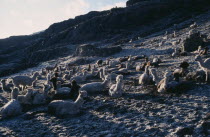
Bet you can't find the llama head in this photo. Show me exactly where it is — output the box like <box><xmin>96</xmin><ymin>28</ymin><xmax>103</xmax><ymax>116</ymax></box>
<box><xmin>0</xmin><ymin>79</ymin><xmax>6</xmax><ymax>83</ymax></box>
<box><xmin>152</xmin><ymin>58</ymin><xmax>158</xmax><ymax>63</ymax></box>
<box><xmin>11</xmin><ymin>87</ymin><xmax>19</xmax><ymax>99</ymax></box>
<box><xmin>13</xmin><ymin>87</ymin><xmax>19</xmax><ymax>92</ymax></box>
<box><xmin>79</xmin><ymin>90</ymin><xmax>87</xmax><ymax>98</ymax></box>
<box><xmin>34</xmin><ymin>72</ymin><xmax>40</xmax><ymax>77</ymax></box>
<box><xmin>57</xmin><ymin>81</ymin><xmax>61</xmax><ymax>88</ymax></box>
<box><xmin>146</xmin><ymin>61</ymin><xmax>151</xmax><ymax>67</ymax></box>
<box><xmin>195</xmin><ymin>55</ymin><xmax>202</xmax><ymax>61</ymax></box>
<box><xmin>99</xmin><ymin>68</ymin><xmax>103</xmax><ymax>72</ymax></box>
<box><xmin>71</xmin><ymin>80</ymin><xmax>77</xmax><ymax>86</ymax></box>
<box><xmin>42</xmin><ymin>84</ymin><xmax>51</xmax><ymax>91</ymax></box>
<box><xmin>144</xmin><ymin>65</ymin><xmax>150</xmax><ymax>74</ymax></box>
<box><xmin>116</xmin><ymin>75</ymin><xmax>123</xmax><ymax>82</ymax></box>
<box><xmin>105</xmin><ymin>75</ymin><xmax>111</xmax><ymax>81</ymax></box>
<box><xmin>198</xmin><ymin>46</ymin><xmax>202</xmax><ymax>51</ymax></box>
<box><xmin>83</xmin><ymin>70</ymin><xmax>87</xmax><ymax>76</ymax></box>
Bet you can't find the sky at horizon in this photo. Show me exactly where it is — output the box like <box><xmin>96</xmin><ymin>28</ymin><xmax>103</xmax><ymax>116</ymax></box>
<box><xmin>0</xmin><ymin>0</ymin><xmax>127</xmax><ymax>39</ymax></box>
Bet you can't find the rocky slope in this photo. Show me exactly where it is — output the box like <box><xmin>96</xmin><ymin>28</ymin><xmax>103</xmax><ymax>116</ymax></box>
<box><xmin>0</xmin><ymin>8</ymin><xmax>209</xmax><ymax>136</ymax></box>
<box><xmin>0</xmin><ymin>0</ymin><xmax>209</xmax><ymax>77</ymax></box>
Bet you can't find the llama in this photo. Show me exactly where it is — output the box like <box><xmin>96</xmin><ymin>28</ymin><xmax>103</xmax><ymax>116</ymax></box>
<box><xmin>46</xmin><ymin>64</ymin><xmax>58</xmax><ymax>72</ymax></box>
<box><xmin>186</xmin><ymin>69</ymin><xmax>206</xmax><ymax>83</ymax></box>
<box><xmin>11</xmin><ymin>87</ymin><xmax>19</xmax><ymax>99</ymax></box>
<box><xmin>41</xmin><ymin>68</ymin><xmax>47</xmax><ymax>76</ymax></box>
<box><xmin>55</xmin><ymin>81</ymin><xmax>71</xmax><ymax>95</ymax></box>
<box><xmin>80</xmin><ymin>75</ymin><xmax>111</xmax><ymax>94</ymax></box>
<box><xmin>70</xmin><ymin>71</ymin><xmax>87</xmax><ymax>83</ymax></box>
<box><xmin>115</xmin><ymin>62</ymin><xmax>131</xmax><ymax>75</ymax></box>
<box><xmin>109</xmin><ymin>75</ymin><xmax>124</xmax><ymax>97</ymax></box>
<box><xmin>0</xmin><ymin>79</ymin><xmax>13</xmax><ymax>93</ymax></box>
<box><xmin>48</xmin><ymin>90</ymin><xmax>87</xmax><ymax>117</ymax></box>
<box><xmin>199</xmin><ymin>47</ymin><xmax>209</xmax><ymax>55</ymax></box>
<box><xmin>99</xmin><ymin>68</ymin><xmax>105</xmax><ymax>80</ymax></box>
<box><xmin>173</xmin><ymin>61</ymin><xmax>189</xmax><ymax>82</ymax></box>
<box><xmin>172</xmin><ymin>48</ymin><xmax>180</xmax><ymax>57</ymax></box>
<box><xmin>46</xmin><ymin>72</ymin><xmax>53</xmax><ymax>85</ymax></box>
<box><xmin>11</xmin><ymin>72</ymin><xmax>39</xmax><ymax>91</ymax></box>
<box><xmin>96</xmin><ymin>60</ymin><xmax>103</xmax><ymax>67</ymax></box>
<box><xmin>190</xmin><ymin>22</ymin><xmax>198</xmax><ymax>29</ymax></box>
<box><xmin>139</xmin><ymin>66</ymin><xmax>151</xmax><ymax>85</ymax></box>
<box><xmin>62</xmin><ymin>71</ymin><xmax>72</xmax><ymax>81</ymax></box>
<box><xmin>86</xmin><ymin>68</ymin><xmax>100</xmax><ymax>80</ymax></box>
<box><xmin>17</xmin><ymin>89</ymin><xmax>33</xmax><ymax>105</ymax></box>
<box><xmin>157</xmin><ymin>71</ymin><xmax>179</xmax><ymax>93</ymax></box>
<box><xmin>0</xmin><ymin>88</ymin><xmax>33</xmax><ymax>118</ymax></box>
<box><xmin>149</xmin><ymin>68</ymin><xmax>160</xmax><ymax>86</ymax></box>
<box><xmin>59</xmin><ymin>65</ymin><xmax>66</xmax><ymax>72</ymax></box>
<box><xmin>0</xmin><ymin>99</ymin><xmax>22</xmax><ymax>119</ymax></box>
<box><xmin>159</xmin><ymin>41</ymin><xmax>166</xmax><ymax>47</ymax></box>
<box><xmin>32</xmin><ymin>84</ymin><xmax>51</xmax><ymax>105</ymax></box>
<box><xmin>108</xmin><ymin>59</ymin><xmax>120</xmax><ymax>68</ymax></box>
<box><xmin>151</xmin><ymin>57</ymin><xmax>161</xmax><ymax>67</ymax></box>
<box><xmin>195</xmin><ymin>55</ymin><xmax>210</xmax><ymax>82</ymax></box>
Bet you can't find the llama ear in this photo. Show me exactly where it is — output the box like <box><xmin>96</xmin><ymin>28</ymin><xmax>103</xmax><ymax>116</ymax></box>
<box><xmin>79</xmin><ymin>90</ymin><xmax>83</xmax><ymax>95</ymax></box>
<box><xmin>80</xmin><ymin>90</ymin><xmax>87</xmax><ymax>97</ymax></box>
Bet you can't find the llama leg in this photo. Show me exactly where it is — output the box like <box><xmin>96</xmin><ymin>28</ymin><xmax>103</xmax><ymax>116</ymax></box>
<box><xmin>205</xmin><ymin>71</ymin><xmax>208</xmax><ymax>82</ymax></box>
<box><xmin>23</xmin><ymin>86</ymin><xmax>25</xmax><ymax>91</ymax></box>
<box><xmin>17</xmin><ymin>85</ymin><xmax>22</xmax><ymax>91</ymax></box>
<box><xmin>207</xmin><ymin>71</ymin><xmax>210</xmax><ymax>83</ymax></box>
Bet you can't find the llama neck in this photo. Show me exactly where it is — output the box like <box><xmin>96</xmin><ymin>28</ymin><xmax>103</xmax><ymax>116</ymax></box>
<box><xmin>25</xmin><ymin>92</ymin><xmax>32</xmax><ymax>100</ymax></box>
<box><xmin>44</xmin><ymin>87</ymin><xmax>50</xmax><ymax>98</ymax></box>
<box><xmin>54</xmin><ymin>64</ymin><xmax>57</xmax><ymax>69</ymax></box>
<box><xmin>100</xmin><ymin>70</ymin><xmax>104</xmax><ymax>79</ymax></box>
<box><xmin>164</xmin><ymin>76</ymin><xmax>170</xmax><ymax>85</ymax></box>
<box><xmin>145</xmin><ymin>67</ymin><xmax>149</xmax><ymax>75</ymax></box>
<box><xmin>74</xmin><ymin>95</ymin><xmax>84</xmax><ymax>107</ymax></box>
<box><xmin>82</xmin><ymin>72</ymin><xmax>87</xmax><ymax>81</ymax></box>
<box><xmin>11</xmin><ymin>90</ymin><xmax>18</xmax><ymax>99</ymax></box>
<box><xmin>91</xmin><ymin>69</ymin><xmax>94</xmax><ymax>74</ymax></box>
<box><xmin>32</xmin><ymin>74</ymin><xmax>38</xmax><ymax>81</ymax></box>
<box><xmin>103</xmin><ymin>68</ymin><xmax>107</xmax><ymax>76</ymax></box>
<box><xmin>126</xmin><ymin>62</ymin><xmax>130</xmax><ymax>69</ymax></box>
<box><xmin>1</xmin><ymin>82</ymin><xmax>6</xmax><ymax>88</ymax></box>
<box><xmin>197</xmin><ymin>59</ymin><xmax>206</xmax><ymax>69</ymax></box>
<box><xmin>47</xmin><ymin>74</ymin><xmax>51</xmax><ymax>80</ymax></box>
<box><xmin>102</xmin><ymin>78</ymin><xmax>109</xmax><ymax>87</ymax></box>
<box><xmin>151</xmin><ymin>71</ymin><xmax>159</xmax><ymax>84</ymax></box>
<box><xmin>115</xmin><ymin>80</ymin><xmax>122</xmax><ymax>91</ymax></box>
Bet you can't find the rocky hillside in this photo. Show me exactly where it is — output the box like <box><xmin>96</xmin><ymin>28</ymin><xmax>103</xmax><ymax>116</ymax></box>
<box><xmin>0</xmin><ymin>0</ymin><xmax>209</xmax><ymax>77</ymax></box>
<box><xmin>0</xmin><ymin>9</ymin><xmax>209</xmax><ymax>136</ymax></box>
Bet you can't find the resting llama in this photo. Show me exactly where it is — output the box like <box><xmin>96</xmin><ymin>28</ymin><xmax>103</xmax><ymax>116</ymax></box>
<box><xmin>80</xmin><ymin>75</ymin><xmax>111</xmax><ymax>94</ymax></box>
<box><xmin>48</xmin><ymin>90</ymin><xmax>87</xmax><ymax>117</ymax></box>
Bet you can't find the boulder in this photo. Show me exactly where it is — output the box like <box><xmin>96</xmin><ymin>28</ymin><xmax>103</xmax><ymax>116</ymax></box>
<box><xmin>175</xmin><ymin>126</ymin><xmax>194</xmax><ymax>136</ymax></box>
<box><xmin>181</xmin><ymin>32</ymin><xmax>207</xmax><ymax>52</ymax></box>
<box><xmin>74</xmin><ymin>44</ymin><xmax>122</xmax><ymax>57</ymax></box>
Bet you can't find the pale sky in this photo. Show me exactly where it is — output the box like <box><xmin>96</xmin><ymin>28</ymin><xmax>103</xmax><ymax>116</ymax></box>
<box><xmin>0</xmin><ymin>0</ymin><xmax>127</xmax><ymax>39</ymax></box>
